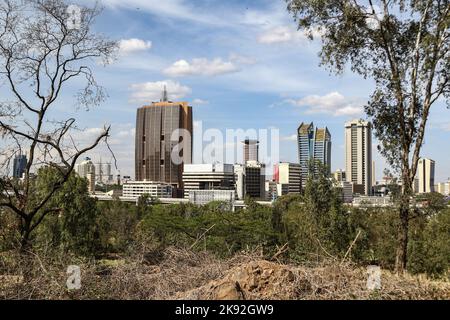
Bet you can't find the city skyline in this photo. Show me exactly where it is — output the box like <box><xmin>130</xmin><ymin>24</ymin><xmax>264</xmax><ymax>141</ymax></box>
<box><xmin>48</xmin><ymin>0</ymin><xmax>449</xmax><ymax>182</ymax></box>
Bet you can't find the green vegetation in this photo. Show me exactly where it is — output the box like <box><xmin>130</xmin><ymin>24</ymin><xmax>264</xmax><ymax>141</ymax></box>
<box><xmin>1</xmin><ymin>166</ymin><xmax>448</xmax><ymax>279</ymax></box>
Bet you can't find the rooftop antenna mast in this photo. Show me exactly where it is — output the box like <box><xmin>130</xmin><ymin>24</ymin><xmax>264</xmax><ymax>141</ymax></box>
<box><xmin>161</xmin><ymin>85</ymin><xmax>169</xmax><ymax>102</ymax></box>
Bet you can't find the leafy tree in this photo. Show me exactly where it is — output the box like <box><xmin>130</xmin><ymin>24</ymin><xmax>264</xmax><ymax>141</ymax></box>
<box><xmin>0</xmin><ymin>0</ymin><xmax>117</xmax><ymax>249</ymax></box>
<box><xmin>34</xmin><ymin>167</ymin><xmax>99</xmax><ymax>256</ymax></box>
<box><xmin>287</xmin><ymin>0</ymin><xmax>449</xmax><ymax>273</ymax></box>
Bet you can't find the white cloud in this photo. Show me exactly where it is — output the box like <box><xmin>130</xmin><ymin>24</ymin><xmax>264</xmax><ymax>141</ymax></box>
<box><xmin>229</xmin><ymin>53</ymin><xmax>257</xmax><ymax>65</ymax></box>
<box><xmin>258</xmin><ymin>25</ymin><xmax>324</xmax><ymax>44</ymax></box>
<box><xmin>281</xmin><ymin>134</ymin><xmax>297</xmax><ymax>142</ymax></box>
<box><xmin>290</xmin><ymin>92</ymin><xmax>364</xmax><ymax>117</ymax></box>
<box><xmin>118</xmin><ymin>38</ymin><xmax>152</xmax><ymax>55</ymax></box>
<box><xmin>192</xmin><ymin>99</ymin><xmax>209</xmax><ymax>105</ymax></box>
<box><xmin>163</xmin><ymin>58</ymin><xmax>239</xmax><ymax>77</ymax></box>
<box><xmin>129</xmin><ymin>80</ymin><xmax>192</xmax><ymax>103</ymax></box>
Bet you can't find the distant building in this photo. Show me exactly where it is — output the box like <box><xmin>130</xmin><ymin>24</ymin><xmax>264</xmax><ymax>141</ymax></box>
<box><xmin>235</xmin><ymin>161</ymin><xmax>265</xmax><ymax>200</ymax></box>
<box><xmin>75</xmin><ymin>157</ymin><xmax>96</xmax><ymax>193</ymax></box>
<box><xmin>135</xmin><ymin>86</ymin><xmax>193</xmax><ymax>196</ymax></box>
<box><xmin>334</xmin><ymin>181</ymin><xmax>353</xmax><ymax>203</ymax></box>
<box><xmin>371</xmin><ymin>160</ymin><xmax>376</xmax><ymax>189</ymax></box>
<box><xmin>274</xmin><ymin>162</ymin><xmax>301</xmax><ymax>194</ymax></box>
<box><xmin>182</xmin><ymin>164</ymin><xmax>235</xmax><ymax>198</ymax></box>
<box><xmin>13</xmin><ymin>154</ymin><xmax>27</xmax><ymax>179</ymax></box>
<box><xmin>122</xmin><ymin>181</ymin><xmax>173</xmax><ymax>199</ymax></box>
<box><xmin>345</xmin><ymin>119</ymin><xmax>372</xmax><ymax>195</ymax></box>
<box><xmin>333</xmin><ymin>169</ymin><xmax>346</xmax><ymax>182</ymax></box>
<box><xmin>297</xmin><ymin>122</ymin><xmax>331</xmax><ymax>187</ymax></box>
<box><xmin>242</xmin><ymin>139</ymin><xmax>259</xmax><ymax>162</ymax></box>
<box><xmin>265</xmin><ymin>181</ymin><xmax>288</xmax><ymax>201</ymax></box>
<box><xmin>436</xmin><ymin>181</ymin><xmax>450</xmax><ymax>196</ymax></box>
<box><xmin>189</xmin><ymin>190</ymin><xmax>235</xmax><ymax>206</ymax></box>
<box><xmin>353</xmin><ymin>196</ymin><xmax>392</xmax><ymax>207</ymax></box>
<box><xmin>417</xmin><ymin>158</ymin><xmax>435</xmax><ymax>194</ymax></box>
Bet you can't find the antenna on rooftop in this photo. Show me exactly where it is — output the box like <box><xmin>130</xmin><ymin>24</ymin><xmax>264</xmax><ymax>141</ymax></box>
<box><xmin>161</xmin><ymin>85</ymin><xmax>168</xmax><ymax>102</ymax></box>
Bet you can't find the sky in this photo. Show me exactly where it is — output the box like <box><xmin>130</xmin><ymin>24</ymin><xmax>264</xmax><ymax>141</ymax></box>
<box><xmin>62</xmin><ymin>0</ymin><xmax>449</xmax><ymax>182</ymax></box>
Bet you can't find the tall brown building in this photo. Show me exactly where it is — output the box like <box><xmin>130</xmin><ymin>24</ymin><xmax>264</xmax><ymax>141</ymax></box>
<box><xmin>135</xmin><ymin>88</ymin><xmax>193</xmax><ymax>195</ymax></box>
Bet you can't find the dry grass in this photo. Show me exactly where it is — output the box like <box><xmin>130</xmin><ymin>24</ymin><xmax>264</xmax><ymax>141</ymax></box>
<box><xmin>1</xmin><ymin>247</ymin><xmax>449</xmax><ymax>300</ymax></box>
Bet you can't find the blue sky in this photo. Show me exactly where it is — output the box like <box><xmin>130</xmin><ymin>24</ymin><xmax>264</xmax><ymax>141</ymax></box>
<box><xmin>67</xmin><ymin>0</ymin><xmax>449</xmax><ymax>182</ymax></box>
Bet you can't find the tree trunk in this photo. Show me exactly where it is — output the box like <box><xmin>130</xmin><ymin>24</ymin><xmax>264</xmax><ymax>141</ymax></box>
<box><xmin>395</xmin><ymin>201</ymin><xmax>409</xmax><ymax>273</ymax></box>
<box><xmin>20</xmin><ymin>218</ymin><xmax>32</xmax><ymax>252</ymax></box>
<box><xmin>395</xmin><ymin>175</ymin><xmax>412</xmax><ymax>274</ymax></box>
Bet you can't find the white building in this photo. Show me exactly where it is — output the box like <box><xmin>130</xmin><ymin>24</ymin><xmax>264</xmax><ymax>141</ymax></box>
<box><xmin>436</xmin><ymin>181</ymin><xmax>450</xmax><ymax>196</ymax></box>
<box><xmin>182</xmin><ymin>163</ymin><xmax>235</xmax><ymax>198</ymax></box>
<box><xmin>417</xmin><ymin>158</ymin><xmax>435</xmax><ymax>194</ymax></box>
<box><xmin>234</xmin><ymin>161</ymin><xmax>265</xmax><ymax>200</ymax></box>
<box><xmin>75</xmin><ymin>157</ymin><xmax>96</xmax><ymax>193</ymax></box>
<box><xmin>122</xmin><ymin>181</ymin><xmax>173</xmax><ymax>199</ymax></box>
<box><xmin>276</xmin><ymin>162</ymin><xmax>301</xmax><ymax>194</ymax></box>
<box><xmin>265</xmin><ymin>181</ymin><xmax>289</xmax><ymax>201</ymax></box>
<box><xmin>189</xmin><ymin>190</ymin><xmax>235</xmax><ymax>206</ymax></box>
<box><xmin>345</xmin><ymin>119</ymin><xmax>373</xmax><ymax>195</ymax></box>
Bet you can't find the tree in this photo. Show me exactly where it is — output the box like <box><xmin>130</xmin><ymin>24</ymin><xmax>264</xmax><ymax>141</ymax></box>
<box><xmin>0</xmin><ymin>0</ymin><xmax>117</xmax><ymax>249</ymax></box>
<box><xmin>287</xmin><ymin>0</ymin><xmax>449</xmax><ymax>273</ymax></box>
<box><xmin>34</xmin><ymin>167</ymin><xmax>99</xmax><ymax>256</ymax></box>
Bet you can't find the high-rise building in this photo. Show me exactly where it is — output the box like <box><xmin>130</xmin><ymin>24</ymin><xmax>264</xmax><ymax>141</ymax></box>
<box><xmin>234</xmin><ymin>161</ymin><xmax>265</xmax><ymax>200</ymax></box>
<box><xmin>182</xmin><ymin>164</ymin><xmax>235</xmax><ymax>198</ymax></box>
<box><xmin>13</xmin><ymin>154</ymin><xmax>27</xmax><ymax>179</ymax></box>
<box><xmin>135</xmin><ymin>87</ymin><xmax>193</xmax><ymax>196</ymax></box>
<box><xmin>417</xmin><ymin>158</ymin><xmax>435</xmax><ymax>194</ymax></box>
<box><xmin>275</xmin><ymin>162</ymin><xmax>301</xmax><ymax>194</ymax></box>
<box><xmin>345</xmin><ymin>119</ymin><xmax>373</xmax><ymax>195</ymax></box>
<box><xmin>297</xmin><ymin>122</ymin><xmax>331</xmax><ymax>187</ymax></box>
<box><xmin>75</xmin><ymin>157</ymin><xmax>96</xmax><ymax>193</ymax></box>
<box><xmin>242</xmin><ymin>139</ymin><xmax>259</xmax><ymax>162</ymax></box>
<box><xmin>371</xmin><ymin>160</ymin><xmax>376</xmax><ymax>188</ymax></box>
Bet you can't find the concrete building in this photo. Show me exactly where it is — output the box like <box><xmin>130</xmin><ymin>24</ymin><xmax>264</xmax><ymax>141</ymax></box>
<box><xmin>274</xmin><ymin>162</ymin><xmax>301</xmax><ymax>194</ymax></box>
<box><xmin>135</xmin><ymin>86</ymin><xmax>193</xmax><ymax>196</ymax></box>
<box><xmin>334</xmin><ymin>181</ymin><xmax>353</xmax><ymax>203</ymax></box>
<box><xmin>333</xmin><ymin>169</ymin><xmax>346</xmax><ymax>182</ymax></box>
<box><xmin>345</xmin><ymin>119</ymin><xmax>373</xmax><ymax>195</ymax></box>
<box><xmin>265</xmin><ymin>181</ymin><xmax>288</xmax><ymax>201</ymax></box>
<box><xmin>417</xmin><ymin>158</ymin><xmax>435</xmax><ymax>194</ymax></box>
<box><xmin>436</xmin><ymin>181</ymin><xmax>450</xmax><ymax>196</ymax></box>
<box><xmin>122</xmin><ymin>181</ymin><xmax>173</xmax><ymax>199</ymax></box>
<box><xmin>13</xmin><ymin>154</ymin><xmax>27</xmax><ymax>179</ymax></box>
<box><xmin>182</xmin><ymin>163</ymin><xmax>235</xmax><ymax>198</ymax></box>
<box><xmin>75</xmin><ymin>157</ymin><xmax>96</xmax><ymax>193</ymax></box>
<box><xmin>189</xmin><ymin>190</ymin><xmax>235</xmax><ymax>206</ymax></box>
<box><xmin>242</xmin><ymin>139</ymin><xmax>259</xmax><ymax>162</ymax></box>
<box><xmin>297</xmin><ymin>122</ymin><xmax>332</xmax><ymax>187</ymax></box>
<box><xmin>235</xmin><ymin>161</ymin><xmax>265</xmax><ymax>200</ymax></box>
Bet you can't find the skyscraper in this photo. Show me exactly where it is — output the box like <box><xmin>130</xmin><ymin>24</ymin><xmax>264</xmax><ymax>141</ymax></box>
<box><xmin>12</xmin><ymin>154</ymin><xmax>27</xmax><ymax>179</ymax></box>
<box><xmin>74</xmin><ymin>157</ymin><xmax>96</xmax><ymax>193</ymax></box>
<box><xmin>297</xmin><ymin>122</ymin><xmax>331</xmax><ymax>187</ymax></box>
<box><xmin>135</xmin><ymin>87</ymin><xmax>193</xmax><ymax>195</ymax></box>
<box><xmin>242</xmin><ymin>139</ymin><xmax>259</xmax><ymax>162</ymax></box>
<box><xmin>417</xmin><ymin>158</ymin><xmax>435</xmax><ymax>194</ymax></box>
<box><xmin>345</xmin><ymin>119</ymin><xmax>373</xmax><ymax>195</ymax></box>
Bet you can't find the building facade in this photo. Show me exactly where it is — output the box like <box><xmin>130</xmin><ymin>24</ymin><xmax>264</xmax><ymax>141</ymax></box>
<box><xmin>345</xmin><ymin>119</ymin><xmax>373</xmax><ymax>196</ymax></box>
<box><xmin>242</xmin><ymin>139</ymin><xmax>259</xmax><ymax>162</ymax></box>
<box><xmin>13</xmin><ymin>154</ymin><xmax>27</xmax><ymax>179</ymax></box>
<box><xmin>182</xmin><ymin>163</ymin><xmax>235</xmax><ymax>198</ymax></box>
<box><xmin>417</xmin><ymin>158</ymin><xmax>435</xmax><ymax>194</ymax></box>
<box><xmin>297</xmin><ymin>122</ymin><xmax>331</xmax><ymax>187</ymax></box>
<box><xmin>122</xmin><ymin>181</ymin><xmax>173</xmax><ymax>199</ymax></box>
<box><xmin>235</xmin><ymin>161</ymin><xmax>265</xmax><ymax>200</ymax></box>
<box><xmin>189</xmin><ymin>190</ymin><xmax>235</xmax><ymax>206</ymax></box>
<box><xmin>75</xmin><ymin>157</ymin><xmax>96</xmax><ymax>193</ymax></box>
<box><xmin>275</xmin><ymin>162</ymin><xmax>301</xmax><ymax>194</ymax></box>
<box><xmin>135</xmin><ymin>89</ymin><xmax>193</xmax><ymax>195</ymax></box>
